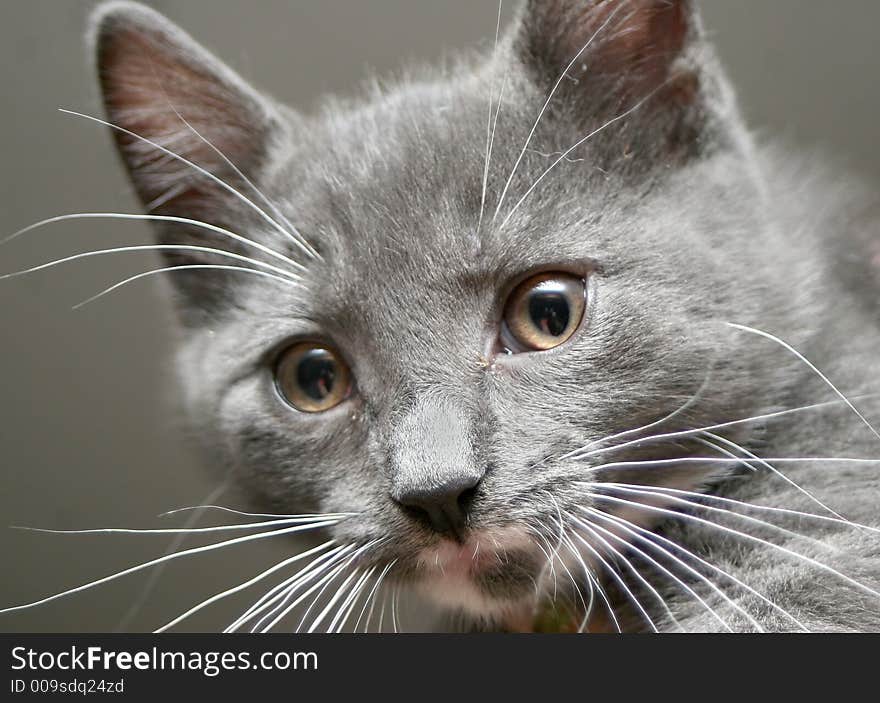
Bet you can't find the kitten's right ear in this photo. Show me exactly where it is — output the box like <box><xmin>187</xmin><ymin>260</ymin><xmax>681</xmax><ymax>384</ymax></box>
<box><xmin>89</xmin><ymin>1</ymin><xmax>286</xmax><ymax>224</ymax></box>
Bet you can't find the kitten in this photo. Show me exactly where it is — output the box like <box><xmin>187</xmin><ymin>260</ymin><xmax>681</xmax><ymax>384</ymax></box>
<box><xmin>7</xmin><ymin>0</ymin><xmax>880</xmax><ymax>632</ymax></box>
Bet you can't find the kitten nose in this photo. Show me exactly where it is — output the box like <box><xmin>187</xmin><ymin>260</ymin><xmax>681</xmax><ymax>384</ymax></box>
<box><xmin>392</xmin><ymin>473</ymin><xmax>481</xmax><ymax>541</ymax></box>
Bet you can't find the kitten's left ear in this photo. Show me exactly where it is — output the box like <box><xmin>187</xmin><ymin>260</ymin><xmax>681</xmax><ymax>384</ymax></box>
<box><xmin>516</xmin><ymin>0</ymin><xmax>727</xmax><ymax>156</ymax></box>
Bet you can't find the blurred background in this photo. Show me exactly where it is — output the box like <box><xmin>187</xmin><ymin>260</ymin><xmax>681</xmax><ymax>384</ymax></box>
<box><xmin>1</xmin><ymin>0</ymin><xmax>878</xmax><ymax>632</ymax></box>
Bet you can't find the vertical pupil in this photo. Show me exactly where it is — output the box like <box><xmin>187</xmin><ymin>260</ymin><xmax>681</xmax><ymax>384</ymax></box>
<box><xmin>528</xmin><ymin>290</ymin><xmax>570</xmax><ymax>337</ymax></box>
<box><xmin>297</xmin><ymin>349</ymin><xmax>337</xmax><ymax>401</ymax></box>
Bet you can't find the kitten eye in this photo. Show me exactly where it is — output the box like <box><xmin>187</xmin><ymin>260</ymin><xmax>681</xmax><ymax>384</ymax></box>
<box><xmin>275</xmin><ymin>342</ymin><xmax>352</xmax><ymax>412</ymax></box>
<box><xmin>502</xmin><ymin>273</ymin><xmax>586</xmax><ymax>352</ymax></box>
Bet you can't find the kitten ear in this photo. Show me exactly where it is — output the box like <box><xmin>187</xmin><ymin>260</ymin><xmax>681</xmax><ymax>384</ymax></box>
<box><xmin>516</xmin><ymin>0</ymin><xmax>717</xmax><ymax>155</ymax></box>
<box><xmin>90</xmin><ymin>1</ymin><xmax>285</xmax><ymax>223</ymax></box>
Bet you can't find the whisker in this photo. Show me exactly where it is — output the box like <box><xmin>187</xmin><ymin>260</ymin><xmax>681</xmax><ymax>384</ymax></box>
<box><xmin>0</xmin><ymin>245</ymin><xmax>302</xmax><ymax>290</ymax></box>
<box><xmin>726</xmin><ymin>322</ymin><xmax>880</xmax><ymax>445</ymax></box>
<box><xmin>377</xmin><ymin>588</ymin><xmax>389</xmax><ymax>633</ymax></box>
<box><xmin>306</xmin><ymin>567</ymin><xmax>364</xmax><ymax>633</ymax></box>
<box><xmin>159</xmin><ymin>506</ymin><xmax>354</xmax><ymax>520</ymax></box>
<box><xmin>544</xmin><ymin>495</ymin><xmax>591</xmax><ymax>626</ymax></box>
<box><xmin>155</xmin><ymin>96</ymin><xmax>321</xmax><ymax>261</ymax></box>
<box><xmin>329</xmin><ymin>566</ymin><xmax>377</xmax><ymax>633</ymax></box>
<box><xmin>580</xmin><ymin>456</ymin><xmax>880</xmax><ymax>475</ymax></box>
<box><xmin>567</xmin><ymin>366</ymin><xmax>715</xmax><ymax>459</ymax></box>
<box><xmin>592</xmin><ymin>483</ymin><xmax>838</xmax><ymax>552</ymax></box>
<box><xmin>561</xmin><ymin>531</ymin><xmax>618</xmax><ymax>632</ymax></box>
<box><xmin>590</xmin><ymin>491</ymin><xmax>880</xmax><ymax>602</ymax></box>
<box><xmin>116</xmin><ymin>478</ymin><xmax>231</xmax><ymax>632</ymax></box>
<box><xmin>391</xmin><ymin>584</ymin><xmax>401</xmax><ymax>633</ymax></box>
<box><xmin>582</xmin><ymin>507</ymin><xmax>771</xmax><ymax>631</ymax></box>
<box><xmin>571</xmin><ymin>514</ymin><xmax>685</xmax><ymax>631</ymax></box>
<box><xmin>566</xmin><ymin>512</ymin><xmax>659</xmax><ymax>632</ymax></box>
<box><xmin>580</xmin><ymin>512</ymin><xmax>729</xmax><ymax>632</ymax></box>
<box><xmin>699</xmin><ymin>432</ymin><xmax>850</xmax><ymax>522</ymax></box>
<box><xmin>294</xmin><ymin>542</ymin><xmax>380</xmax><ymax>633</ymax></box>
<box><xmin>155</xmin><ymin>539</ymin><xmax>336</xmax><ymax>633</ymax></box>
<box><xmin>248</xmin><ymin>548</ymin><xmax>355</xmax><ymax>633</ymax></box>
<box><xmin>0</xmin><ymin>519</ymin><xmax>339</xmax><ymax>617</ymax></box>
<box><xmin>353</xmin><ymin>560</ymin><xmax>396</xmax><ymax>633</ymax></box>
<box><xmin>563</xmin><ymin>397</ymin><xmax>877</xmax><ymax>462</ymax></box>
<box><xmin>600</xmin><ymin>482</ymin><xmax>880</xmax><ymax>535</ymax></box>
<box><xmin>11</xmin><ymin>515</ymin><xmax>346</xmax><ymax>537</ymax></box>
<box><xmin>491</xmin><ymin>1</ymin><xmax>629</xmax><ymax>223</ymax></box>
<box><xmin>59</xmin><ymin>109</ymin><xmax>315</xmax><ymax>259</ymax></box>
<box><xmin>477</xmin><ymin>0</ymin><xmax>505</xmax><ymax>237</ymax></box>
<box><xmin>499</xmin><ymin>84</ymin><xmax>666</xmax><ymax>231</ymax></box>
<box><xmin>72</xmin><ymin>264</ymin><xmax>301</xmax><ymax>309</ymax></box>
<box><xmin>3</xmin><ymin>213</ymin><xmax>306</xmax><ymax>274</ymax></box>
<box><xmin>229</xmin><ymin>544</ymin><xmax>352</xmax><ymax>633</ymax></box>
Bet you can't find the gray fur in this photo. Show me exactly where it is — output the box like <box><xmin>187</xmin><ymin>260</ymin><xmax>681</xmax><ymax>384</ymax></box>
<box><xmin>91</xmin><ymin>0</ymin><xmax>880</xmax><ymax>631</ymax></box>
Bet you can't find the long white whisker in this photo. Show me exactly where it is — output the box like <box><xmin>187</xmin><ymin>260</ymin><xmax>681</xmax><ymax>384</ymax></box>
<box><xmin>572</xmin><ymin>514</ymin><xmax>684</xmax><ymax>631</ymax></box>
<box><xmin>14</xmin><ymin>515</ymin><xmax>346</xmax><ymax>536</ymax></box>
<box><xmin>229</xmin><ymin>544</ymin><xmax>352</xmax><ymax>633</ymax></box>
<box><xmin>116</xmin><ymin>478</ymin><xmax>231</xmax><ymax>632</ymax></box>
<box><xmin>3</xmin><ymin>213</ymin><xmax>306</xmax><ymax>274</ymax></box>
<box><xmin>581</xmin><ymin>456</ymin><xmax>880</xmax><ymax>474</ymax></box>
<box><xmin>499</xmin><ymin>85</ymin><xmax>665</xmax><ymax>231</ymax></box>
<box><xmin>247</xmin><ymin>547</ymin><xmax>355</xmax><ymax>633</ymax></box>
<box><xmin>391</xmin><ymin>584</ymin><xmax>401</xmax><ymax>633</ymax></box>
<box><xmin>155</xmin><ymin>539</ymin><xmax>336</xmax><ymax>633</ymax></box>
<box><xmin>330</xmin><ymin>566</ymin><xmax>376</xmax><ymax>633</ymax></box>
<box><xmin>59</xmin><ymin>109</ymin><xmax>314</xmax><ymax>259</ymax></box>
<box><xmin>544</xmin><ymin>495</ymin><xmax>591</xmax><ymax>626</ymax></box>
<box><xmin>1</xmin><ymin>245</ymin><xmax>301</xmax><ymax>286</ymax></box>
<box><xmin>602</xmin><ymin>482</ymin><xmax>880</xmax><ymax>535</ymax></box>
<box><xmin>491</xmin><ymin>1</ymin><xmax>629</xmax><ymax>222</ymax></box>
<box><xmin>700</xmin><ymin>432</ymin><xmax>850</xmax><ymax>522</ymax></box>
<box><xmin>566</xmin><ymin>512</ymin><xmax>659</xmax><ymax>632</ymax></box>
<box><xmin>580</xmin><ymin>512</ymin><xmax>728</xmax><ymax>632</ymax></box>
<box><xmin>157</xmin><ymin>98</ymin><xmax>321</xmax><ymax>260</ymax></box>
<box><xmin>590</xmin><ymin>491</ymin><xmax>880</xmax><ymax>602</ymax></box>
<box><xmin>592</xmin><ymin>483</ymin><xmax>837</xmax><ymax>552</ymax></box>
<box><xmin>582</xmin><ymin>507</ymin><xmax>766</xmax><ymax>631</ymax></box>
<box><xmin>477</xmin><ymin>0</ymin><xmax>505</xmax><ymax>237</ymax></box>
<box><xmin>159</xmin><ymin>506</ymin><xmax>354</xmax><ymax>520</ymax></box>
<box><xmin>569</xmin><ymin>367</ymin><xmax>715</xmax><ymax>459</ymax></box>
<box><xmin>72</xmin><ymin>264</ymin><xmax>300</xmax><ymax>309</ymax></box>
<box><xmin>564</xmin><ymin>397</ymin><xmax>875</xmax><ymax>462</ymax></box>
<box><xmin>561</xmin><ymin>532</ymin><xmax>619</xmax><ymax>632</ymax></box>
<box><xmin>727</xmin><ymin>322</ymin><xmax>880</xmax><ymax>444</ymax></box>
<box><xmin>354</xmin><ymin>560</ymin><xmax>395</xmax><ymax>633</ymax></box>
<box><xmin>585</xmin><ymin>505</ymin><xmax>805</xmax><ymax>631</ymax></box>
<box><xmin>295</xmin><ymin>543</ymin><xmax>378</xmax><ymax>633</ymax></box>
<box><xmin>377</xmin><ymin>588</ymin><xmax>389</xmax><ymax>633</ymax></box>
<box><xmin>307</xmin><ymin>568</ymin><xmax>364</xmax><ymax>634</ymax></box>
<box><xmin>0</xmin><ymin>519</ymin><xmax>339</xmax><ymax>616</ymax></box>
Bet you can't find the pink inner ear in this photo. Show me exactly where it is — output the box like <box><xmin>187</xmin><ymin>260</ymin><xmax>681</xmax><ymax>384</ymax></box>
<box><xmin>573</xmin><ymin>0</ymin><xmax>690</xmax><ymax>97</ymax></box>
<box><xmin>97</xmin><ymin>23</ymin><xmax>265</xmax><ymax>214</ymax></box>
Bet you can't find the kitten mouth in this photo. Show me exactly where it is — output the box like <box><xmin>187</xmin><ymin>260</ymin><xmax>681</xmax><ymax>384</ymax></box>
<box><xmin>414</xmin><ymin>526</ymin><xmax>543</xmax><ymax>617</ymax></box>
<box><xmin>418</xmin><ymin>526</ymin><xmax>533</xmax><ymax>577</ymax></box>
<box><xmin>419</xmin><ymin>537</ymin><xmax>499</xmax><ymax>577</ymax></box>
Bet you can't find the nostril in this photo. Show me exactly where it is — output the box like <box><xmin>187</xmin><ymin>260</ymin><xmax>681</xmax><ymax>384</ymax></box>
<box><xmin>391</xmin><ymin>472</ymin><xmax>483</xmax><ymax>539</ymax></box>
<box><xmin>457</xmin><ymin>484</ymin><xmax>478</xmax><ymax>512</ymax></box>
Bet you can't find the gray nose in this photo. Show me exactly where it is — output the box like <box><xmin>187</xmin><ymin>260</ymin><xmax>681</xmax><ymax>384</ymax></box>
<box><xmin>392</xmin><ymin>473</ymin><xmax>482</xmax><ymax>540</ymax></box>
<box><xmin>389</xmin><ymin>395</ymin><xmax>484</xmax><ymax>541</ymax></box>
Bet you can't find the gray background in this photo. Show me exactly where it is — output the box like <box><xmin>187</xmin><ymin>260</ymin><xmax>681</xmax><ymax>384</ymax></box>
<box><xmin>1</xmin><ymin>1</ymin><xmax>878</xmax><ymax>632</ymax></box>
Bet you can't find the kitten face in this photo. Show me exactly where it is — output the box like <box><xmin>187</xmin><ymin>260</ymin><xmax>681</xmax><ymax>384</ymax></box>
<box><xmin>93</xmin><ymin>0</ymin><xmax>788</xmax><ymax>626</ymax></box>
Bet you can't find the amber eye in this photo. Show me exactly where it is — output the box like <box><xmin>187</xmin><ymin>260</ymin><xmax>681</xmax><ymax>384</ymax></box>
<box><xmin>502</xmin><ymin>272</ymin><xmax>586</xmax><ymax>352</ymax></box>
<box><xmin>275</xmin><ymin>342</ymin><xmax>352</xmax><ymax>412</ymax></box>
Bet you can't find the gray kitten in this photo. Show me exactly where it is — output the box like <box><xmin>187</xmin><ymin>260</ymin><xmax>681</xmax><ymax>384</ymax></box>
<box><xmin>18</xmin><ymin>0</ymin><xmax>880</xmax><ymax>632</ymax></box>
